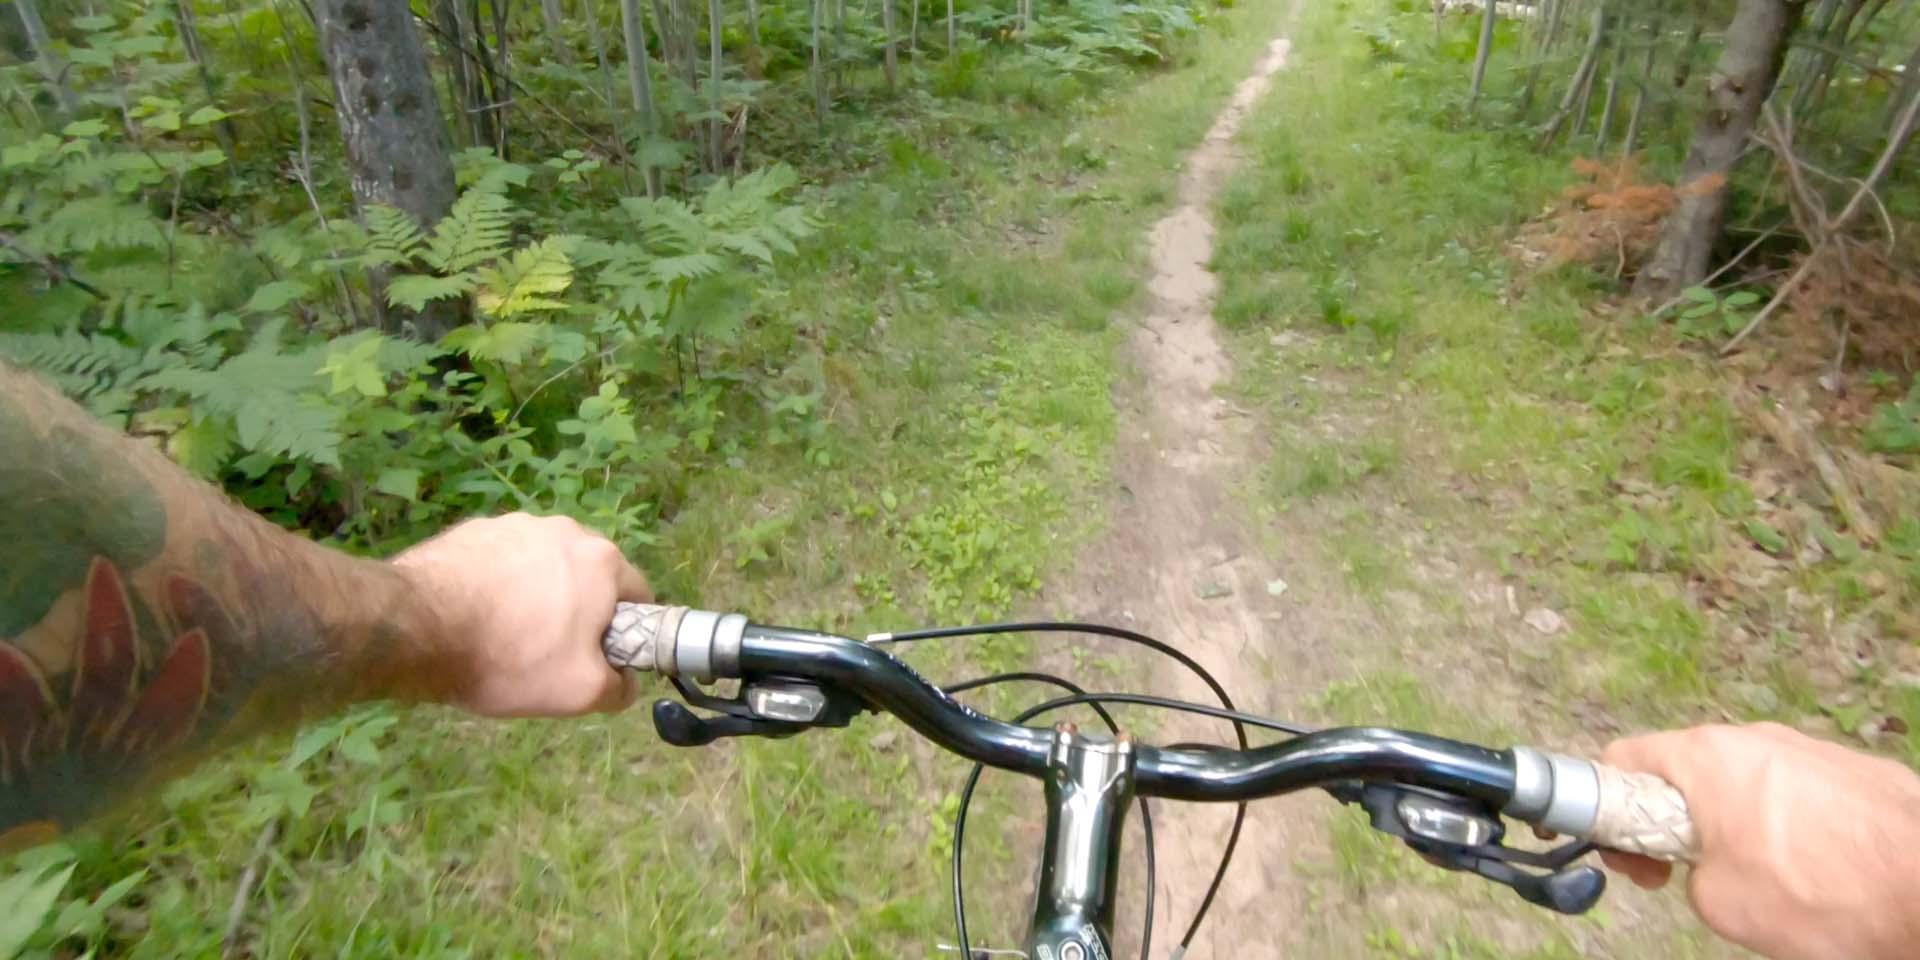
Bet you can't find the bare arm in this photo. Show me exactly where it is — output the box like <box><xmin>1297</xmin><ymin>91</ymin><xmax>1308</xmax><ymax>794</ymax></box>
<box><xmin>1</xmin><ymin>365</ymin><xmax>651</xmax><ymax>846</ymax></box>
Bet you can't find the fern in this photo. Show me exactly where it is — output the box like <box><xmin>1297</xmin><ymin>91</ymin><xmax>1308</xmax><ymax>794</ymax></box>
<box><xmin>147</xmin><ymin>344</ymin><xmax>343</xmax><ymax>466</ymax></box>
<box><xmin>424</xmin><ymin>190</ymin><xmax>513</xmax><ymax>274</ymax></box>
<box><xmin>361</xmin><ymin>205</ymin><xmax>429</xmax><ymax>268</ymax></box>
<box><xmin>386</xmin><ymin>273</ymin><xmax>476</xmax><ymax>312</ymax></box>
<box><xmin>441</xmin><ymin>321</ymin><xmax>545</xmax><ymax>364</ymax></box>
<box><xmin>0</xmin><ymin>330</ymin><xmax>158</xmax><ymax>415</ymax></box>
<box><xmin>21</xmin><ymin>196</ymin><xmax>166</xmax><ymax>255</ymax></box>
<box><xmin>475</xmin><ymin>236</ymin><xmax>576</xmax><ymax>317</ymax></box>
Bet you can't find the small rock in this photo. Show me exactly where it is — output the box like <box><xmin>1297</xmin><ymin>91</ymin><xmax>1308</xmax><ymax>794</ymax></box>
<box><xmin>1523</xmin><ymin>607</ymin><xmax>1566</xmax><ymax>636</ymax></box>
<box><xmin>868</xmin><ymin>731</ymin><xmax>899</xmax><ymax>752</ymax></box>
<box><xmin>1886</xmin><ymin>715</ymin><xmax>1910</xmax><ymax>736</ymax></box>
<box><xmin>1265</xmin><ymin>578</ymin><xmax>1289</xmax><ymax>597</ymax></box>
<box><xmin>1196</xmin><ymin>580</ymin><xmax>1233</xmax><ymax>600</ymax></box>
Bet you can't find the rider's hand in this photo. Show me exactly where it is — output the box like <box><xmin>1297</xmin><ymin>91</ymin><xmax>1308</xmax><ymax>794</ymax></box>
<box><xmin>1599</xmin><ymin>722</ymin><xmax>1920</xmax><ymax>960</ymax></box>
<box><xmin>393</xmin><ymin>512</ymin><xmax>652</xmax><ymax>717</ymax></box>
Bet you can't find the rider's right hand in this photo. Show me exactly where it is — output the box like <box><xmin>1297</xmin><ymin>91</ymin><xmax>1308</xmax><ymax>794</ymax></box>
<box><xmin>1599</xmin><ymin>722</ymin><xmax>1920</xmax><ymax>960</ymax></box>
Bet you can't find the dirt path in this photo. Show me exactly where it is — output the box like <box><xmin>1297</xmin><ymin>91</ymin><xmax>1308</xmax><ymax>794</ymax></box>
<box><xmin>1048</xmin><ymin>21</ymin><xmax>1733</xmax><ymax>958</ymax></box>
<box><xmin>1054</xmin><ymin>32</ymin><xmax>1330</xmax><ymax>959</ymax></box>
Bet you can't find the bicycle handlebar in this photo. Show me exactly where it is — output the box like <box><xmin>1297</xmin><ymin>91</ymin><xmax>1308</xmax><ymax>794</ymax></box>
<box><xmin>603</xmin><ymin>602</ymin><xmax>1698</xmax><ymax>862</ymax></box>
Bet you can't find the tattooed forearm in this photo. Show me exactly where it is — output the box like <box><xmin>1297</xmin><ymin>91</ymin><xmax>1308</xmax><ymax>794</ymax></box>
<box><xmin>0</xmin><ymin>365</ymin><xmax>464</xmax><ymax>846</ymax></box>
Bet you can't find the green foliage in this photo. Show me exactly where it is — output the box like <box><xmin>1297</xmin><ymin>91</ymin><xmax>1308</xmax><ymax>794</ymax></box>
<box><xmin>1864</xmin><ymin>379</ymin><xmax>1920</xmax><ymax>456</ymax></box>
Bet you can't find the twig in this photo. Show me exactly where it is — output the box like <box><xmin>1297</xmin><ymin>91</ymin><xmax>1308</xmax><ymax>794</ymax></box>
<box><xmin>220</xmin><ymin>819</ymin><xmax>279</xmax><ymax>958</ymax></box>
<box><xmin>1</xmin><ymin>230</ymin><xmax>108</xmax><ymax>300</ymax></box>
<box><xmin>1723</xmin><ymin>87</ymin><xmax>1920</xmax><ymax>354</ymax></box>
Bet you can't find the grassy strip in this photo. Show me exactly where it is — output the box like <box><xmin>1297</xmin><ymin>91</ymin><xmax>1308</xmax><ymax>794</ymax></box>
<box><xmin>20</xmin><ymin>3</ymin><xmax>1305</xmax><ymax>957</ymax></box>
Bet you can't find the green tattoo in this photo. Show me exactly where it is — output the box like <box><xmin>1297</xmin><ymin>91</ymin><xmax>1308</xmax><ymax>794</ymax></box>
<box><xmin>0</xmin><ymin>419</ymin><xmax>167</xmax><ymax>636</ymax></box>
<box><xmin>0</xmin><ymin>365</ymin><xmax>447</xmax><ymax>845</ymax></box>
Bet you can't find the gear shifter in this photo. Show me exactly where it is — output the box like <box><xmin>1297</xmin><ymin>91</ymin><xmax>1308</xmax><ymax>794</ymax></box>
<box><xmin>1330</xmin><ymin>781</ymin><xmax>1607</xmax><ymax>915</ymax></box>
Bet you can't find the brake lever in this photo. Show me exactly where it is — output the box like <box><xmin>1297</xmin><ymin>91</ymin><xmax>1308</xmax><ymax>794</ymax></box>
<box><xmin>650</xmin><ymin>677</ymin><xmax>869</xmax><ymax>748</ymax></box>
<box><xmin>652</xmin><ymin>699</ymin><xmax>806</xmax><ymax>746</ymax></box>
<box><xmin>1330</xmin><ymin>781</ymin><xmax>1607</xmax><ymax>915</ymax></box>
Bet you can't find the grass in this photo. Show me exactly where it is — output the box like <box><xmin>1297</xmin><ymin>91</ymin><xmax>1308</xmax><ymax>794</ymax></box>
<box><xmin>1211</xmin><ymin>0</ymin><xmax>1920</xmax><ymax>757</ymax></box>
<box><xmin>5</xmin><ymin>2</ymin><xmax>1314</xmax><ymax>957</ymax></box>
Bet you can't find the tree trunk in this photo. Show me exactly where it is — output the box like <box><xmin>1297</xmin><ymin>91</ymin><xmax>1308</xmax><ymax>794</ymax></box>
<box><xmin>1538</xmin><ymin>3</ymin><xmax>1607</xmax><ymax>149</ymax></box>
<box><xmin>312</xmin><ymin>0</ymin><xmax>461</xmax><ymax>336</ymax></box>
<box><xmin>172</xmin><ymin>0</ymin><xmax>239</xmax><ymax>156</ymax></box>
<box><xmin>1794</xmin><ymin>0</ymin><xmax>1866</xmax><ymax>122</ymax></box>
<box><xmin>620</xmin><ymin>0</ymin><xmax>661</xmax><ymax>195</ymax></box>
<box><xmin>1468</xmin><ymin>0</ymin><xmax>1498</xmax><ymax>112</ymax></box>
<box><xmin>745</xmin><ymin>0</ymin><xmax>759</xmax><ymax>46</ymax></box>
<box><xmin>1518</xmin><ymin>0</ymin><xmax>1562</xmax><ymax>116</ymax></box>
<box><xmin>945</xmin><ymin>0</ymin><xmax>954</xmax><ymax>52</ymax></box>
<box><xmin>811</xmin><ymin>0</ymin><xmax>827</xmax><ymax>120</ymax></box>
<box><xmin>907</xmin><ymin>0</ymin><xmax>917</xmax><ymax>58</ymax></box>
<box><xmin>881</xmin><ymin>0</ymin><xmax>897</xmax><ymax>92</ymax></box>
<box><xmin>486</xmin><ymin>0</ymin><xmax>514</xmax><ymax>155</ymax></box>
<box><xmin>1595</xmin><ymin>15</ymin><xmax>1627</xmax><ymax>148</ymax></box>
<box><xmin>432</xmin><ymin>0</ymin><xmax>478</xmax><ymax>145</ymax></box>
<box><xmin>1571</xmin><ymin>11</ymin><xmax>1608</xmax><ymax>139</ymax></box>
<box><xmin>1888</xmin><ymin>40</ymin><xmax>1920</xmax><ymax>131</ymax></box>
<box><xmin>14</xmin><ymin>0</ymin><xmax>77</xmax><ymax>117</ymax></box>
<box><xmin>1634</xmin><ymin>0</ymin><xmax>1805</xmax><ymax>300</ymax></box>
<box><xmin>1661</xmin><ymin>16</ymin><xmax>1702</xmax><ymax>127</ymax></box>
<box><xmin>707</xmin><ymin>0</ymin><xmax>722</xmax><ymax>172</ymax></box>
<box><xmin>1622</xmin><ymin>13</ymin><xmax>1661</xmax><ymax>153</ymax></box>
<box><xmin>540</xmin><ymin>0</ymin><xmax>575</xmax><ymax>64</ymax></box>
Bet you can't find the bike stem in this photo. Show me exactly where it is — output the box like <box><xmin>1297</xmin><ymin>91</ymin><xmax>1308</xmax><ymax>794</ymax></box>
<box><xmin>1027</xmin><ymin>723</ymin><xmax>1134</xmax><ymax>960</ymax></box>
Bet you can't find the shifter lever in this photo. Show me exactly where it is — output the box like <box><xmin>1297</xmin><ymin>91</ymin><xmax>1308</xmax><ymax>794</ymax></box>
<box><xmin>1331</xmin><ymin>781</ymin><xmax>1607</xmax><ymax>915</ymax></box>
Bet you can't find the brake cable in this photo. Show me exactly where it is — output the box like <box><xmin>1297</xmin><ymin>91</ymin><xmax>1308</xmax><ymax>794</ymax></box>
<box><xmin>942</xmin><ymin>672</ymin><xmax>1155</xmax><ymax>960</ymax></box>
<box><xmin>883</xmin><ymin>621</ymin><xmax>1259</xmax><ymax>957</ymax></box>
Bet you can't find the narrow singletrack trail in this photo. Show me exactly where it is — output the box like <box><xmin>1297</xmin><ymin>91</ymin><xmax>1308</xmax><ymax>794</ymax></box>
<box><xmin>1055</xmin><ymin>31</ymin><xmax>1328</xmax><ymax>958</ymax></box>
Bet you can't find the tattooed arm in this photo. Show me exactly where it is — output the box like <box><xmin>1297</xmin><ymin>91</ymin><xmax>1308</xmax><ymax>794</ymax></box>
<box><xmin>0</xmin><ymin>365</ymin><xmax>652</xmax><ymax>847</ymax></box>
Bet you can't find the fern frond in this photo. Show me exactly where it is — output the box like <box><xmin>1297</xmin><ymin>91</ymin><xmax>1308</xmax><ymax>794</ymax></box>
<box><xmin>21</xmin><ymin>196</ymin><xmax>166</xmax><ymax>255</ymax></box>
<box><xmin>441</xmin><ymin>321</ymin><xmax>545</xmax><ymax>364</ymax></box>
<box><xmin>425</xmin><ymin>190</ymin><xmax>514</xmax><ymax>274</ymax></box>
<box><xmin>146</xmin><ymin>345</ymin><xmax>342</xmax><ymax>465</ymax></box>
<box><xmin>386</xmin><ymin>273</ymin><xmax>477</xmax><ymax>312</ymax></box>
<box><xmin>475</xmin><ymin>236</ymin><xmax>576</xmax><ymax>318</ymax></box>
<box><xmin>0</xmin><ymin>330</ymin><xmax>153</xmax><ymax>407</ymax></box>
<box><xmin>651</xmin><ymin>252</ymin><xmax>726</xmax><ymax>283</ymax></box>
<box><xmin>361</xmin><ymin>205</ymin><xmax>428</xmax><ymax>267</ymax></box>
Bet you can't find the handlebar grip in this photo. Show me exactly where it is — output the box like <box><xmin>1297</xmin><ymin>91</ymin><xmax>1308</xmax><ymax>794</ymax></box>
<box><xmin>1508</xmin><ymin>747</ymin><xmax>1699</xmax><ymax>864</ymax></box>
<box><xmin>1589</xmin><ymin>761</ymin><xmax>1699</xmax><ymax>863</ymax></box>
<box><xmin>602</xmin><ymin>602</ymin><xmax>682</xmax><ymax>673</ymax></box>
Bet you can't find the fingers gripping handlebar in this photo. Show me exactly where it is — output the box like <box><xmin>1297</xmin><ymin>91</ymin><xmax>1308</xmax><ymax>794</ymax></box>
<box><xmin>602</xmin><ymin>602</ymin><xmax>1699</xmax><ymax>863</ymax></box>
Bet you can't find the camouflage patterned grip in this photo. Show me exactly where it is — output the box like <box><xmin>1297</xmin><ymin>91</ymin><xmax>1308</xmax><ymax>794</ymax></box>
<box><xmin>602</xmin><ymin>602</ymin><xmax>683</xmax><ymax>673</ymax></box>
<box><xmin>1589</xmin><ymin>762</ymin><xmax>1700</xmax><ymax>863</ymax></box>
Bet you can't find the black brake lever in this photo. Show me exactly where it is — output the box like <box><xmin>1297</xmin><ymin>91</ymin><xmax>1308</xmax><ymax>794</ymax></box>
<box><xmin>651</xmin><ymin>676</ymin><xmax>868</xmax><ymax>747</ymax></box>
<box><xmin>1331</xmin><ymin>780</ymin><xmax>1607</xmax><ymax>915</ymax></box>
<box><xmin>651</xmin><ymin>699</ymin><xmax>806</xmax><ymax>746</ymax></box>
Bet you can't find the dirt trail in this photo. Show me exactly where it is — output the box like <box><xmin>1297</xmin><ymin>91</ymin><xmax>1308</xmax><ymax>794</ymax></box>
<box><xmin>1055</xmin><ymin>33</ymin><xmax>1327</xmax><ymax>958</ymax></box>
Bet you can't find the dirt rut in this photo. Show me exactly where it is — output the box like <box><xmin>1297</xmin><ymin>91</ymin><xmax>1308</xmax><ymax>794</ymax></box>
<box><xmin>1055</xmin><ymin>34</ymin><xmax>1319</xmax><ymax>959</ymax></box>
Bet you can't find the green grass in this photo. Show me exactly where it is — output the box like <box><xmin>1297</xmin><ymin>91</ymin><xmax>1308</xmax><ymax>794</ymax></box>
<box><xmin>4</xmin><ymin>2</ymin><xmax>1313</xmax><ymax>957</ymax></box>
<box><xmin>1211</xmin><ymin>0</ymin><xmax>1920</xmax><ymax>750</ymax></box>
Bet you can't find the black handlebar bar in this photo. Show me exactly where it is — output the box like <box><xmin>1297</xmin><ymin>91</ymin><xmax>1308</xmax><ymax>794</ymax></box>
<box><xmin>739</xmin><ymin>625</ymin><xmax>1519</xmax><ymax>805</ymax></box>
